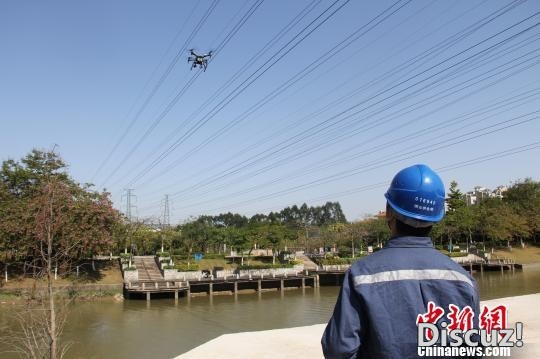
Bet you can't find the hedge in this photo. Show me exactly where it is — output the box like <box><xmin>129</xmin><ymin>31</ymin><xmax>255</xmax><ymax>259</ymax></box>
<box><xmin>238</xmin><ymin>263</ymin><xmax>295</xmax><ymax>270</ymax></box>
<box><xmin>174</xmin><ymin>263</ymin><xmax>200</xmax><ymax>272</ymax></box>
<box><xmin>448</xmin><ymin>252</ymin><xmax>469</xmax><ymax>257</ymax></box>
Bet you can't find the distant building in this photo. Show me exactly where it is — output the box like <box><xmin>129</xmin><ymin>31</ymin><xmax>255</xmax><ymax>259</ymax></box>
<box><xmin>465</xmin><ymin>185</ymin><xmax>508</xmax><ymax>205</ymax></box>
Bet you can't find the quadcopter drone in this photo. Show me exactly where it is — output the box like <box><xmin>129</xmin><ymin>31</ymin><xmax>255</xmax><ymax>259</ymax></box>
<box><xmin>188</xmin><ymin>49</ymin><xmax>212</xmax><ymax>71</ymax></box>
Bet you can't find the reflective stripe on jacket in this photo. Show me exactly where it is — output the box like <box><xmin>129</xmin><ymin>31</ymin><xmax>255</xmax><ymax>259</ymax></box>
<box><xmin>321</xmin><ymin>236</ymin><xmax>480</xmax><ymax>359</ymax></box>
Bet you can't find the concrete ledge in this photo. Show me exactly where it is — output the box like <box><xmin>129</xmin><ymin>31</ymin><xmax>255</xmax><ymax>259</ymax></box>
<box><xmin>177</xmin><ymin>293</ymin><xmax>540</xmax><ymax>359</ymax></box>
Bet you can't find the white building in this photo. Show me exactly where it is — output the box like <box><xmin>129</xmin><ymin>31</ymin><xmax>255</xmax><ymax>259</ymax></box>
<box><xmin>465</xmin><ymin>185</ymin><xmax>508</xmax><ymax>205</ymax></box>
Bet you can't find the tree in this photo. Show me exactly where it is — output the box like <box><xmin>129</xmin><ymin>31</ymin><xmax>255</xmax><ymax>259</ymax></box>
<box><xmin>504</xmin><ymin>179</ymin><xmax>540</xmax><ymax>241</ymax></box>
<box><xmin>0</xmin><ymin>150</ymin><xmax>121</xmax><ymax>358</ymax></box>
<box><xmin>477</xmin><ymin>199</ymin><xmax>528</xmax><ymax>248</ymax></box>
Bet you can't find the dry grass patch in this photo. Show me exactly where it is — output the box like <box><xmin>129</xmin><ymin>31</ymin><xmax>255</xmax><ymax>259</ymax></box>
<box><xmin>493</xmin><ymin>245</ymin><xmax>540</xmax><ymax>264</ymax></box>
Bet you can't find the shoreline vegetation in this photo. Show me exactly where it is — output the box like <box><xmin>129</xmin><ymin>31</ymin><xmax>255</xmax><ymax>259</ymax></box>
<box><xmin>2</xmin><ymin>245</ymin><xmax>540</xmax><ymax>305</ymax></box>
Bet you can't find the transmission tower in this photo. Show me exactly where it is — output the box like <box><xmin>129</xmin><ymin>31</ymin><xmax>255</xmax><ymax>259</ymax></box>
<box><xmin>162</xmin><ymin>194</ymin><xmax>170</xmax><ymax>229</ymax></box>
<box><xmin>122</xmin><ymin>189</ymin><xmax>137</xmax><ymax>222</ymax></box>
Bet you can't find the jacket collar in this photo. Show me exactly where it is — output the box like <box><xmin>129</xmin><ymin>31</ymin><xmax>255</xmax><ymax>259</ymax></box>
<box><xmin>384</xmin><ymin>236</ymin><xmax>433</xmax><ymax>248</ymax></box>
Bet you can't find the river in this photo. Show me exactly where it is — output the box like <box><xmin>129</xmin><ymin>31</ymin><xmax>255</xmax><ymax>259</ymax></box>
<box><xmin>1</xmin><ymin>264</ymin><xmax>540</xmax><ymax>358</ymax></box>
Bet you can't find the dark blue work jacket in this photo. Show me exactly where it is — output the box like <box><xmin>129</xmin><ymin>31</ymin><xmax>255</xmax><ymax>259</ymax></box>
<box><xmin>321</xmin><ymin>236</ymin><xmax>480</xmax><ymax>359</ymax></box>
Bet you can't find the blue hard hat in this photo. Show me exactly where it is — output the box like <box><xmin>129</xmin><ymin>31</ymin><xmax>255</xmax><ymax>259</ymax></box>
<box><xmin>384</xmin><ymin>164</ymin><xmax>445</xmax><ymax>223</ymax></box>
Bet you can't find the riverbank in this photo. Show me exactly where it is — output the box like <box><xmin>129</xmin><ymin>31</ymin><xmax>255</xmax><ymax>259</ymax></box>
<box><xmin>0</xmin><ymin>260</ymin><xmax>123</xmax><ymax>304</ymax></box>
<box><xmin>179</xmin><ymin>293</ymin><xmax>540</xmax><ymax>359</ymax></box>
<box><xmin>493</xmin><ymin>245</ymin><xmax>540</xmax><ymax>264</ymax></box>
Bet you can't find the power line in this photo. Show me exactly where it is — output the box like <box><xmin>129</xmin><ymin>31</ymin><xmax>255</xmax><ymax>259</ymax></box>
<box><xmin>152</xmin><ymin>12</ymin><xmax>539</xmax><ymax>204</ymax></box>
<box><xmin>125</xmin><ymin>0</ymin><xmax>353</xmax><ymax>186</ymax></box>
<box><xmin>100</xmin><ymin>0</ymin><xmax>221</xmax><ymax>186</ymax></box>
<box><xmin>130</xmin><ymin>0</ymin><xmax>325</xmax><ymax>192</ymax></box>
<box><xmin>135</xmin><ymin>0</ymin><xmax>501</xmax><ymax>200</ymax></box>
<box><xmin>91</xmin><ymin>1</ymin><xmax>201</xmax><ymax>182</ymax></box>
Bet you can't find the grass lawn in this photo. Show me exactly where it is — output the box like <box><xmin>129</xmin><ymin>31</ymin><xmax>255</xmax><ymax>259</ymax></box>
<box><xmin>493</xmin><ymin>244</ymin><xmax>540</xmax><ymax>264</ymax></box>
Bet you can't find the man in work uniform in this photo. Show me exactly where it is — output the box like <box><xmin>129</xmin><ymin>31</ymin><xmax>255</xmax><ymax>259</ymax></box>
<box><xmin>321</xmin><ymin>164</ymin><xmax>480</xmax><ymax>358</ymax></box>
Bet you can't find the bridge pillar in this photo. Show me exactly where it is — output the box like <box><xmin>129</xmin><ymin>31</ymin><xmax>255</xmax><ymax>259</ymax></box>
<box><xmin>234</xmin><ymin>281</ymin><xmax>238</xmax><ymax>294</ymax></box>
<box><xmin>174</xmin><ymin>290</ymin><xmax>178</xmax><ymax>301</ymax></box>
<box><xmin>209</xmin><ymin>282</ymin><xmax>213</xmax><ymax>296</ymax></box>
<box><xmin>257</xmin><ymin>279</ymin><xmax>261</xmax><ymax>292</ymax></box>
<box><xmin>280</xmin><ymin>279</ymin><xmax>284</xmax><ymax>291</ymax></box>
<box><xmin>302</xmin><ymin>277</ymin><xmax>305</xmax><ymax>289</ymax></box>
<box><xmin>146</xmin><ymin>292</ymin><xmax>151</xmax><ymax>301</ymax></box>
<box><xmin>315</xmin><ymin>275</ymin><xmax>319</xmax><ymax>288</ymax></box>
<box><xmin>187</xmin><ymin>281</ymin><xmax>191</xmax><ymax>298</ymax></box>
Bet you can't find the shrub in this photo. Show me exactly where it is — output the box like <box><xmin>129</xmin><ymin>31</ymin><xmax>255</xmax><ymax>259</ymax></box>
<box><xmin>123</xmin><ymin>266</ymin><xmax>137</xmax><ymax>271</ymax></box>
<box><xmin>156</xmin><ymin>251</ymin><xmax>170</xmax><ymax>257</ymax></box>
<box><xmin>448</xmin><ymin>252</ymin><xmax>468</xmax><ymax>257</ymax></box>
<box><xmin>238</xmin><ymin>263</ymin><xmax>294</xmax><ymax>270</ymax></box>
<box><xmin>175</xmin><ymin>263</ymin><xmax>199</xmax><ymax>272</ymax></box>
<box><xmin>319</xmin><ymin>257</ymin><xmax>355</xmax><ymax>265</ymax></box>
<box><xmin>201</xmin><ymin>253</ymin><xmax>225</xmax><ymax>259</ymax></box>
<box><xmin>119</xmin><ymin>253</ymin><xmax>131</xmax><ymax>260</ymax></box>
<box><xmin>163</xmin><ymin>265</ymin><xmax>176</xmax><ymax>270</ymax></box>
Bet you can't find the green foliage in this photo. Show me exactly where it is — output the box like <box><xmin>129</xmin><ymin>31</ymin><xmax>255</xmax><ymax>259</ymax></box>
<box><xmin>156</xmin><ymin>251</ymin><xmax>170</xmax><ymax>257</ymax></box>
<box><xmin>0</xmin><ymin>150</ymin><xmax>121</xmax><ymax>270</ymax></box>
<box><xmin>123</xmin><ymin>266</ymin><xmax>137</xmax><ymax>271</ymax></box>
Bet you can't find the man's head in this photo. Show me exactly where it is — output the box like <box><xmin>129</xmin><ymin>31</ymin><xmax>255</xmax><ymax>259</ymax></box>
<box><xmin>384</xmin><ymin>164</ymin><xmax>445</xmax><ymax>237</ymax></box>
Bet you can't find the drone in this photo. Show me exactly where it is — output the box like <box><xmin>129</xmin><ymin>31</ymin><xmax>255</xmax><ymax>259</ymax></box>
<box><xmin>188</xmin><ymin>49</ymin><xmax>212</xmax><ymax>71</ymax></box>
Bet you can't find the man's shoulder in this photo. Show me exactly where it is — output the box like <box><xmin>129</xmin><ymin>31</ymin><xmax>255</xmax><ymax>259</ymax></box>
<box><xmin>348</xmin><ymin>244</ymin><xmax>472</xmax><ymax>277</ymax></box>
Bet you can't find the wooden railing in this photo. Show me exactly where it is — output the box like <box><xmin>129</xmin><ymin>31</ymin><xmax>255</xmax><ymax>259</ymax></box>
<box><xmin>125</xmin><ymin>280</ymin><xmax>189</xmax><ymax>291</ymax></box>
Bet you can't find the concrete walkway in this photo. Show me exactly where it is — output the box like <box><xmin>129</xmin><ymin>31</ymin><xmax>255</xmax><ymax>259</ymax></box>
<box><xmin>177</xmin><ymin>293</ymin><xmax>540</xmax><ymax>359</ymax></box>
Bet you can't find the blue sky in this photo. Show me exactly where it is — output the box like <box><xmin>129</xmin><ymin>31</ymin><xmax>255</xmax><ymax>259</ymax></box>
<box><xmin>1</xmin><ymin>0</ymin><xmax>539</xmax><ymax>223</ymax></box>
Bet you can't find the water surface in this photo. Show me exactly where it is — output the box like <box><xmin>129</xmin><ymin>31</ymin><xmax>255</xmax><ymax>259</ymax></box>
<box><xmin>1</xmin><ymin>265</ymin><xmax>539</xmax><ymax>358</ymax></box>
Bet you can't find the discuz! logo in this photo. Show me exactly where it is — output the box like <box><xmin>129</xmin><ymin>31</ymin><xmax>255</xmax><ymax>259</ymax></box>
<box><xmin>416</xmin><ymin>302</ymin><xmax>523</xmax><ymax>357</ymax></box>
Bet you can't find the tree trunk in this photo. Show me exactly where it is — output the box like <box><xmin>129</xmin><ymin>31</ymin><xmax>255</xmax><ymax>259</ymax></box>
<box><xmin>47</xmin><ymin>198</ymin><xmax>57</xmax><ymax>359</ymax></box>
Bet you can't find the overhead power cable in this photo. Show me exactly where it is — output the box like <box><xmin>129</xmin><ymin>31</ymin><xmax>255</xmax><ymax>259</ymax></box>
<box><xmin>136</xmin><ymin>0</ymin><xmax>505</xmax><ymax>199</ymax></box>
<box><xmin>91</xmin><ymin>1</ymin><xmax>201</xmax><ymax>181</ymax></box>
<box><xmin>153</xmin><ymin>13</ymin><xmax>540</xmax><ymax>203</ymax></box>
<box><xmin>201</xmin><ymin>112</ymin><xmax>539</xmax><ymax>213</ymax></box>
<box><xmin>125</xmin><ymin>0</ymin><xmax>353</xmax><ymax>186</ymax></box>
<box><xmin>100</xmin><ymin>0</ymin><xmax>221</xmax><ymax>186</ymax></box>
<box><xmin>133</xmin><ymin>0</ymin><xmax>322</xmax><ymax>172</ymax></box>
